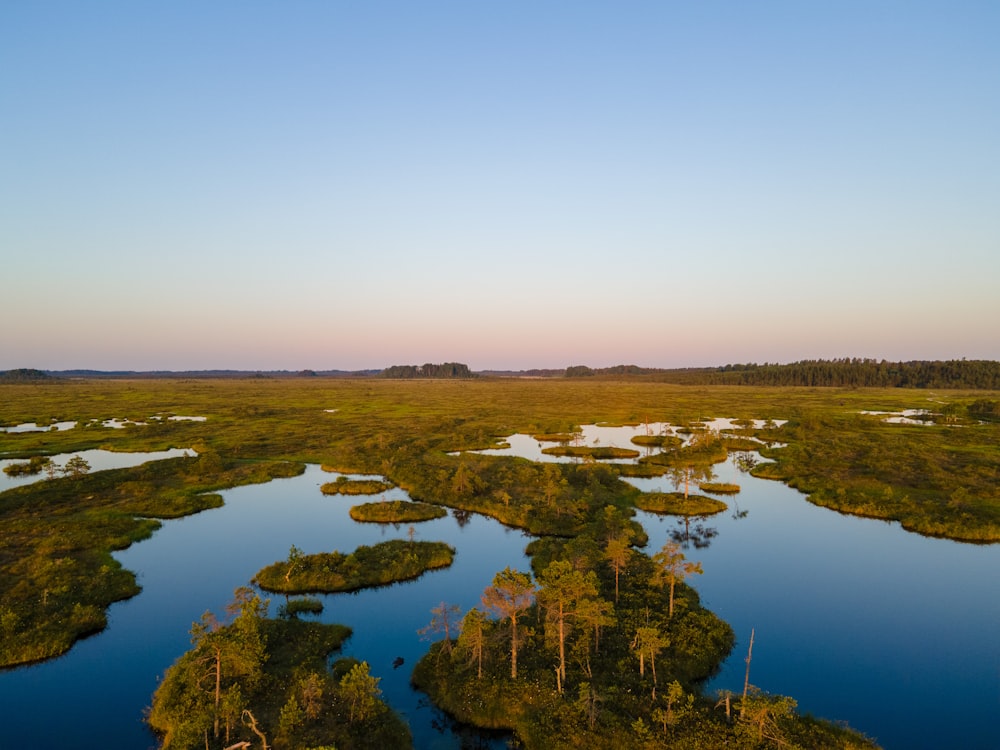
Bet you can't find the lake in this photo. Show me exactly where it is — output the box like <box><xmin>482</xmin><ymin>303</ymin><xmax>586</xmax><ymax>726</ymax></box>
<box><xmin>0</xmin><ymin>424</ymin><xmax>996</xmax><ymax>749</ymax></box>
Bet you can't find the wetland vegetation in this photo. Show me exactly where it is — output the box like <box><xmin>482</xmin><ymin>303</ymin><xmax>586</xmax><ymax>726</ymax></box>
<box><xmin>1</xmin><ymin>375</ymin><xmax>998</xmax><ymax>748</ymax></box>
<box><xmin>253</xmin><ymin>540</ymin><xmax>456</xmax><ymax>594</ymax></box>
<box><xmin>348</xmin><ymin>499</ymin><xmax>448</xmax><ymax>523</ymax></box>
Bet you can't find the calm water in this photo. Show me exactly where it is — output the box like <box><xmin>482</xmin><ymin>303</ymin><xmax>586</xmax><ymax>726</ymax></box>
<box><xmin>0</xmin><ymin>426</ymin><xmax>997</xmax><ymax>749</ymax></box>
<box><xmin>0</xmin><ymin>465</ymin><xmax>528</xmax><ymax>749</ymax></box>
<box><xmin>0</xmin><ymin>448</ymin><xmax>195</xmax><ymax>493</ymax></box>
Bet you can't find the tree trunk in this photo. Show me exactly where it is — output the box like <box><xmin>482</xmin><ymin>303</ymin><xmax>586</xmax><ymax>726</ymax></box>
<box><xmin>741</xmin><ymin>628</ymin><xmax>755</xmax><ymax>719</ymax></box>
<box><xmin>510</xmin><ymin>614</ymin><xmax>518</xmax><ymax>679</ymax></box>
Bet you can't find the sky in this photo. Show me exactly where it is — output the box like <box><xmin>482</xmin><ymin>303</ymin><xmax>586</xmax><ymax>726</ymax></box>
<box><xmin>2</xmin><ymin>1</ymin><xmax>998</xmax><ymax>372</ymax></box>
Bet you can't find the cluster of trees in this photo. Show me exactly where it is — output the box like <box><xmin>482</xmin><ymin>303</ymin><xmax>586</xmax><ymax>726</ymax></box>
<box><xmin>148</xmin><ymin>587</ymin><xmax>411</xmax><ymax>749</ymax></box>
<box><xmin>413</xmin><ymin>518</ymin><xmax>875</xmax><ymax>749</ymax></box>
<box><xmin>379</xmin><ymin>362</ymin><xmax>474</xmax><ymax>379</ymax></box>
<box><xmin>3</xmin><ymin>455</ymin><xmax>90</xmax><ymax>478</ymax></box>
<box><xmin>706</xmin><ymin>358</ymin><xmax>1000</xmax><ymax>389</ymax></box>
<box><xmin>0</xmin><ymin>368</ymin><xmax>55</xmax><ymax>383</ymax></box>
<box><xmin>968</xmin><ymin>399</ymin><xmax>1000</xmax><ymax>420</ymax></box>
<box><xmin>560</xmin><ymin>359</ymin><xmax>1000</xmax><ymax>389</ymax></box>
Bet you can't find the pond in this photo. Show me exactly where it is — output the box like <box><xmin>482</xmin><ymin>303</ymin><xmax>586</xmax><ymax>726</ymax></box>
<box><xmin>0</xmin><ymin>424</ymin><xmax>997</xmax><ymax>750</ymax></box>
<box><xmin>0</xmin><ymin>448</ymin><xmax>195</xmax><ymax>493</ymax></box>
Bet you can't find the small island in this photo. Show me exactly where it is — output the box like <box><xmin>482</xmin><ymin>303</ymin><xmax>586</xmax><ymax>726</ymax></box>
<box><xmin>634</xmin><ymin>491</ymin><xmax>727</xmax><ymax>516</ymax></box>
<box><xmin>254</xmin><ymin>540</ymin><xmax>455</xmax><ymax>594</ymax></box>
<box><xmin>349</xmin><ymin>500</ymin><xmax>447</xmax><ymax>523</ymax></box>
<box><xmin>148</xmin><ymin>588</ymin><xmax>412</xmax><ymax>750</ymax></box>
<box><xmin>320</xmin><ymin>476</ymin><xmax>394</xmax><ymax>495</ymax></box>
<box><xmin>541</xmin><ymin>445</ymin><xmax>640</xmax><ymax>460</ymax></box>
<box><xmin>699</xmin><ymin>482</ymin><xmax>741</xmax><ymax>494</ymax></box>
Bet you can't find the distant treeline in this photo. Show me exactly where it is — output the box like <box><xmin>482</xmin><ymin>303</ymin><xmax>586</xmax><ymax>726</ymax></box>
<box><xmin>0</xmin><ymin>368</ymin><xmax>56</xmax><ymax>383</ymax></box>
<box><xmin>380</xmin><ymin>362</ymin><xmax>474</xmax><ymax>379</ymax></box>
<box><xmin>566</xmin><ymin>359</ymin><xmax>1000</xmax><ymax>389</ymax></box>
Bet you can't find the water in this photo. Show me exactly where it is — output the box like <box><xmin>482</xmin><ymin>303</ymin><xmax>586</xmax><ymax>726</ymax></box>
<box><xmin>0</xmin><ymin>466</ymin><xmax>529</xmax><ymax>749</ymax></box>
<box><xmin>1</xmin><ymin>425</ymin><xmax>997</xmax><ymax>749</ymax></box>
<box><xmin>0</xmin><ymin>448</ymin><xmax>195</xmax><ymax>492</ymax></box>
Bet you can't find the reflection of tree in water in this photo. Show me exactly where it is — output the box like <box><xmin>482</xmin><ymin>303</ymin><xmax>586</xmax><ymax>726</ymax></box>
<box><xmin>452</xmin><ymin>508</ymin><xmax>473</xmax><ymax>528</ymax></box>
<box><xmin>732</xmin><ymin>450</ymin><xmax>759</xmax><ymax>474</ymax></box>
<box><xmin>670</xmin><ymin>515</ymin><xmax>718</xmax><ymax>549</ymax></box>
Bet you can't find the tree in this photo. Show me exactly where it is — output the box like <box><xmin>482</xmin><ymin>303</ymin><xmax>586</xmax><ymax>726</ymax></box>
<box><xmin>149</xmin><ymin>588</ymin><xmax>268</xmax><ymax>746</ymax></box>
<box><xmin>481</xmin><ymin>567</ymin><xmax>535</xmax><ymax>679</ymax></box>
<box><xmin>418</xmin><ymin>601</ymin><xmax>461</xmax><ymax>653</ymax></box>
<box><xmin>651</xmin><ymin>541</ymin><xmax>703</xmax><ymax>618</ymax></box>
<box><xmin>668</xmin><ymin>461</ymin><xmax>714</xmax><ymax>501</ymax></box>
<box><xmin>632</xmin><ymin>625</ymin><xmax>669</xmax><ymax>687</ymax></box>
<box><xmin>604</xmin><ymin>536</ymin><xmax>632</xmax><ymax>604</ymax></box>
<box><xmin>575</xmin><ymin>594</ymin><xmax>615</xmax><ymax>655</ymax></box>
<box><xmin>536</xmin><ymin>560</ymin><xmax>600</xmax><ymax>688</ymax></box>
<box><xmin>62</xmin><ymin>455</ymin><xmax>90</xmax><ymax>478</ymax></box>
<box><xmin>339</xmin><ymin>661</ymin><xmax>381</xmax><ymax>722</ymax></box>
<box><xmin>284</xmin><ymin>545</ymin><xmax>303</xmax><ymax>584</ymax></box>
<box><xmin>298</xmin><ymin>672</ymin><xmax>324</xmax><ymax>720</ymax></box>
<box><xmin>651</xmin><ymin>680</ymin><xmax>693</xmax><ymax>735</ymax></box>
<box><xmin>456</xmin><ymin>607</ymin><xmax>488</xmax><ymax>678</ymax></box>
<box><xmin>737</xmin><ymin>687</ymin><xmax>797</xmax><ymax>746</ymax></box>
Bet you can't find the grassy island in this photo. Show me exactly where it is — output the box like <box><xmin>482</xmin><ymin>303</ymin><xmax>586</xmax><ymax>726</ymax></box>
<box><xmin>148</xmin><ymin>588</ymin><xmax>411</xmax><ymax>750</ymax></box>
<box><xmin>254</xmin><ymin>540</ymin><xmax>455</xmax><ymax>594</ymax></box>
<box><xmin>631</xmin><ymin>434</ymin><xmax>683</xmax><ymax>449</ymax></box>
<box><xmin>349</xmin><ymin>499</ymin><xmax>447</xmax><ymax>523</ymax></box>
<box><xmin>320</xmin><ymin>476</ymin><xmax>394</xmax><ymax>495</ymax></box>
<box><xmin>699</xmin><ymin>482</ymin><xmax>741</xmax><ymax>494</ymax></box>
<box><xmin>542</xmin><ymin>444</ymin><xmax>640</xmax><ymax>459</ymax></box>
<box><xmin>634</xmin><ymin>491</ymin><xmax>728</xmax><ymax>516</ymax></box>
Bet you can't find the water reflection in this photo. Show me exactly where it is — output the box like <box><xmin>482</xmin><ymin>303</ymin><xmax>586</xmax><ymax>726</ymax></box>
<box><xmin>0</xmin><ymin>447</ymin><xmax>194</xmax><ymax>492</ymax></box>
<box><xmin>670</xmin><ymin>515</ymin><xmax>719</xmax><ymax>549</ymax></box>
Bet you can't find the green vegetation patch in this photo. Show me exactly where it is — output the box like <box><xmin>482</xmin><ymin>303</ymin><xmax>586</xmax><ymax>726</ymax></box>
<box><xmin>616</xmin><ymin>463</ymin><xmax>669</xmax><ymax>478</ymax></box>
<box><xmin>631</xmin><ymin>434</ymin><xmax>683</xmax><ymax>449</ymax></box>
<box><xmin>148</xmin><ymin>589</ymin><xmax>411</xmax><ymax>750</ymax></box>
<box><xmin>280</xmin><ymin>596</ymin><xmax>324</xmax><ymax>618</ymax></box>
<box><xmin>254</xmin><ymin>540</ymin><xmax>455</xmax><ymax>594</ymax></box>
<box><xmin>349</xmin><ymin>500</ymin><xmax>447</xmax><ymax>523</ymax></box>
<box><xmin>0</xmin><ymin>453</ymin><xmax>303</xmax><ymax>668</ymax></box>
<box><xmin>635</xmin><ymin>492</ymin><xmax>727</xmax><ymax>516</ymax></box>
<box><xmin>3</xmin><ymin>455</ymin><xmax>52</xmax><ymax>476</ymax></box>
<box><xmin>699</xmin><ymin>482</ymin><xmax>741</xmax><ymax>495</ymax></box>
<box><xmin>541</xmin><ymin>445</ymin><xmax>640</xmax><ymax>459</ymax></box>
<box><xmin>320</xmin><ymin>477</ymin><xmax>394</xmax><ymax>495</ymax></box>
<box><xmin>413</xmin><ymin>530</ymin><xmax>878</xmax><ymax>750</ymax></box>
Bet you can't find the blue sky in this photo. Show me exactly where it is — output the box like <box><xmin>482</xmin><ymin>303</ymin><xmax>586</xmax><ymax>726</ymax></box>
<box><xmin>2</xmin><ymin>1</ymin><xmax>998</xmax><ymax>371</ymax></box>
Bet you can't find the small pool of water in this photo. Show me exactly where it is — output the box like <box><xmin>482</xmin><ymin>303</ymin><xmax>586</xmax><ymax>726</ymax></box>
<box><xmin>0</xmin><ymin>448</ymin><xmax>195</xmax><ymax>492</ymax></box>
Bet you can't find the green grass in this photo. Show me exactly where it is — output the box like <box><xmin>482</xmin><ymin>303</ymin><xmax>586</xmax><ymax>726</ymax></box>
<box><xmin>253</xmin><ymin>540</ymin><xmax>455</xmax><ymax>594</ymax></box>
<box><xmin>634</xmin><ymin>492</ymin><xmax>728</xmax><ymax>515</ymax></box>
<box><xmin>319</xmin><ymin>477</ymin><xmax>394</xmax><ymax>495</ymax></box>
<box><xmin>348</xmin><ymin>500</ymin><xmax>447</xmax><ymax>523</ymax></box>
